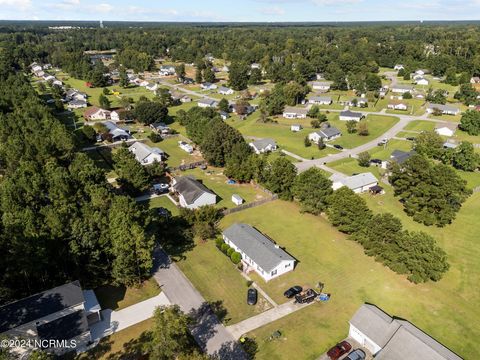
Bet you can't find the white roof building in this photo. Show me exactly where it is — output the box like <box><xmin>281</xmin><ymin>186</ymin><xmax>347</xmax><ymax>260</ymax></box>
<box><xmin>330</xmin><ymin>172</ymin><xmax>378</xmax><ymax>193</ymax></box>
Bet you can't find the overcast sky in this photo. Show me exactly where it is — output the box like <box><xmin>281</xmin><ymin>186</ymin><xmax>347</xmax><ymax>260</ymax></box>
<box><xmin>2</xmin><ymin>0</ymin><xmax>480</xmax><ymax>22</ymax></box>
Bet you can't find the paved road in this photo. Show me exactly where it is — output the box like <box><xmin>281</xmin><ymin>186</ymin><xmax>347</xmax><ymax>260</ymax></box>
<box><xmin>152</xmin><ymin>249</ymin><xmax>247</xmax><ymax>359</ymax></box>
<box><xmin>159</xmin><ymin>80</ymin><xmax>217</xmax><ymax>101</ymax></box>
<box><xmin>294</xmin><ymin>112</ymin><xmax>448</xmax><ymax>172</ymax></box>
<box><xmin>226</xmin><ymin>300</ymin><xmax>315</xmax><ymax>339</ymax></box>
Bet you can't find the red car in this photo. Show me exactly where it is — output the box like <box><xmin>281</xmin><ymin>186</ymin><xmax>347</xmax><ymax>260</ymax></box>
<box><xmin>327</xmin><ymin>341</ymin><xmax>352</xmax><ymax>360</ymax></box>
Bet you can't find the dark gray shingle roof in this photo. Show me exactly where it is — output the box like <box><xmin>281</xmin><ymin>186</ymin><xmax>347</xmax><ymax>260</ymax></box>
<box><xmin>0</xmin><ymin>281</ymin><xmax>85</xmax><ymax>332</ymax></box>
<box><xmin>173</xmin><ymin>176</ymin><xmax>215</xmax><ymax>205</ymax></box>
<box><xmin>223</xmin><ymin>223</ymin><xmax>295</xmax><ymax>272</ymax></box>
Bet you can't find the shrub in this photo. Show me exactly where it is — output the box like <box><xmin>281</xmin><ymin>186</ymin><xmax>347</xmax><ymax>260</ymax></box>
<box><xmin>231</xmin><ymin>251</ymin><xmax>242</xmax><ymax>264</ymax></box>
<box><xmin>148</xmin><ymin>132</ymin><xmax>163</xmax><ymax>143</ymax></box>
<box><xmin>227</xmin><ymin>247</ymin><xmax>234</xmax><ymax>256</ymax></box>
<box><xmin>215</xmin><ymin>238</ymin><xmax>224</xmax><ymax>249</ymax></box>
<box><xmin>220</xmin><ymin>243</ymin><xmax>230</xmax><ymax>254</ymax></box>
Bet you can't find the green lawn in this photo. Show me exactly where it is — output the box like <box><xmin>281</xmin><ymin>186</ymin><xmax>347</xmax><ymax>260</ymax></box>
<box><xmin>144</xmin><ymin>136</ymin><xmax>203</xmax><ymax>168</ymax></box>
<box><xmin>146</xmin><ymin>196</ymin><xmax>180</xmax><ymax>216</ymax></box>
<box><xmin>229</xmin><ymin>112</ymin><xmax>341</xmax><ymax>159</ymax></box>
<box><xmin>94</xmin><ymin>277</ymin><xmax>161</xmax><ymax>311</ymax></box>
<box><xmin>403</xmin><ymin>120</ymin><xmax>436</xmax><ymax>132</ymax></box>
<box><xmin>218</xmin><ymin>198</ymin><xmax>480</xmax><ymax>359</ymax></box>
<box><xmin>176</xmin><ymin>240</ymin><xmax>273</xmax><ymax>324</ymax></box>
<box><xmin>56</xmin><ymin>73</ymin><xmax>155</xmax><ymax>109</ymax></box>
<box><xmin>328</xmin><ymin>114</ymin><xmax>400</xmax><ymax>149</ymax></box>
<box><xmin>329</xmin><ymin>139</ymin><xmax>412</xmax><ymax>176</ymax></box>
<box><xmin>172</xmin><ymin>167</ymin><xmax>270</xmax><ymax>209</ymax></box>
<box><xmin>328</xmin><ymin>158</ymin><xmax>383</xmax><ymax>178</ymax></box>
<box><xmin>77</xmin><ymin>318</ymin><xmax>153</xmax><ymax>360</ymax></box>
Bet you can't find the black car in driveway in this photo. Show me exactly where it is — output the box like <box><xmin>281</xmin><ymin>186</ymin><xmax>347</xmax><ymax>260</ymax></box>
<box><xmin>333</xmin><ymin>144</ymin><xmax>343</xmax><ymax>150</ymax></box>
<box><xmin>283</xmin><ymin>286</ymin><xmax>303</xmax><ymax>298</ymax></box>
<box><xmin>247</xmin><ymin>288</ymin><xmax>257</xmax><ymax>305</ymax></box>
<box><xmin>344</xmin><ymin>349</ymin><xmax>366</xmax><ymax>360</ymax></box>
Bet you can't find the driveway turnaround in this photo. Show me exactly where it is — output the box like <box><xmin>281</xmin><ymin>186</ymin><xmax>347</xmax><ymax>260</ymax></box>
<box><xmin>226</xmin><ymin>300</ymin><xmax>315</xmax><ymax>339</ymax></box>
<box><xmin>90</xmin><ymin>292</ymin><xmax>170</xmax><ymax>341</ymax></box>
<box><xmin>152</xmin><ymin>248</ymin><xmax>247</xmax><ymax>359</ymax></box>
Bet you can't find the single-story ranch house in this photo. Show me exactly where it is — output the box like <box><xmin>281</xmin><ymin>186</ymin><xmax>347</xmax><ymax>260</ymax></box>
<box><xmin>308</xmin><ymin>126</ymin><xmax>342</xmax><ymax>143</ymax></box>
<box><xmin>311</xmin><ymin>81</ymin><xmax>332</xmax><ymax>92</ymax></box>
<box><xmin>249</xmin><ymin>138</ymin><xmax>277</xmax><ymax>154</ymax></box>
<box><xmin>128</xmin><ymin>141</ymin><xmax>165</xmax><ymax>165</ymax></box>
<box><xmin>426</xmin><ymin>103</ymin><xmax>460</xmax><ymax>116</ymax></box>
<box><xmin>330</xmin><ymin>172</ymin><xmax>378</xmax><ymax>193</ymax></box>
<box><xmin>391</xmin><ymin>84</ymin><xmax>414</xmax><ymax>94</ymax></box>
<box><xmin>198</xmin><ymin>99</ymin><xmax>219</xmax><ymax>108</ymax></box>
<box><xmin>172</xmin><ymin>176</ymin><xmax>217</xmax><ymax>209</ymax></box>
<box><xmin>308</xmin><ymin>96</ymin><xmax>332</xmax><ymax>105</ymax></box>
<box><xmin>283</xmin><ymin>106</ymin><xmax>309</xmax><ymax>119</ymax></box>
<box><xmin>388</xmin><ymin>102</ymin><xmax>408</xmax><ymax>111</ymax></box>
<box><xmin>339</xmin><ymin>110</ymin><xmax>364</xmax><ymax>122</ymax></box>
<box><xmin>223</xmin><ymin>223</ymin><xmax>296</xmax><ymax>281</ymax></box>
<box><xmin>435</xmin><ymin>123</ymin><xmax>457</xmax><ymax>137</ymax></box>
<box><xmin>349</xmin><ymin>304</ymin><xmax>462</xmax><ymax>360</ymax></box>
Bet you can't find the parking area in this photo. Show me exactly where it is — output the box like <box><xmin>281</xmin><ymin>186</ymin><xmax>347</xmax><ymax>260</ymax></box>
<box><xmin>317</xmin><ymin>337</ymin><xmax>373</xmax><ymax>360</ymax></box>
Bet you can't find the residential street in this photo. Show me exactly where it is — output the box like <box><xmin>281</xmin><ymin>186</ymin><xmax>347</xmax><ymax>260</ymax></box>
<box><xmin>295</xmin><ymin>112</ymin><xmax>445</xmax><ymax>172</ymax></box>
<box><xmin>152</xmin><ymin>248</ymin><xmax>247</xmax><ymax>359</ymax></box>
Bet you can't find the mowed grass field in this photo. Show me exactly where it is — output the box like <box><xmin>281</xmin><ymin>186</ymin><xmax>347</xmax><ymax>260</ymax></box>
<box><xmin>217</xmin><ymin>197</ymin><xmax>480</xmax><ymax>359</ymax></box>
<box><xmin>328</xmin><ymin>114</ymin><xmax>399</xmax><ymax>149</ymax></box>
<box><xmin>229</xmin><ymin>112</ymin><xmax>340</xmax><ymax>159</ymax></box>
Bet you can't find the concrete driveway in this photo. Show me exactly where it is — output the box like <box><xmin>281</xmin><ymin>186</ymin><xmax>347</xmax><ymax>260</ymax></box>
<box><xmin>226</xmin><ymin>300</ymin><xmax>315</xmax><ymax>339</ymax></box>
<box><xmin>152</xmin><ymin>248</ymin><xmax>247</xmax><ymax>359</ymax></box>
<box><xmin>89</xmin><ymin>292</ymin><xmax>170</xmax><ymax>341</ymax></box>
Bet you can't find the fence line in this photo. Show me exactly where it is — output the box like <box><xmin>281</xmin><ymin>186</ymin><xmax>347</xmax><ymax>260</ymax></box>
<box><xmin>222</xmin><ymin>195</ymin><xmax>278</xmax><ymax>216</ymax></box>
<box><xmin>167</xmin><ymin>160</ymin><xmax>207</xmax><ymax>172</ymax></box>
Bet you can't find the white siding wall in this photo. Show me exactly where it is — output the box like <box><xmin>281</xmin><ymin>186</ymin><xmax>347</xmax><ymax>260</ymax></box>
<box><xmin>179</xmin><ymin>192</ymin><xmax>216</xmax><ymax>209</ymax></box>
<box><xmin>348</xmin><ymin>324</ymin><xmax>382</xmax><ymax>355</ymax></box>
<box><xmin>223</xmin><ymin>236</ymin><xmax>294</xmax><ymax>281</ymax></box>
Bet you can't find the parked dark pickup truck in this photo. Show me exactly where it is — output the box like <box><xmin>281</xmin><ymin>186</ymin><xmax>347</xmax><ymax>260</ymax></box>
<box><xmin>294</xmin><ymin>289</ymin><xmax>317</xmax><ymax>304</ymax></box>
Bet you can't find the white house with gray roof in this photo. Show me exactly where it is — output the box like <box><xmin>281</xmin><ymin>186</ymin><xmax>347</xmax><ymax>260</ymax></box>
<box><xmin>198</xmin><ymin>98</ymin><xmax>219</xmax><ymax>108</ymax></box>
<box><xmin>223</xmin><ymin>223</ymin><xmax>296</xmax><ymax>281</ymax></box>
<box><xmin>311</xmin><ymin>81</ymin><xmax>332</xmax><ymax>92</ymax></box>
<box><xmin>172</xmin><ymin>176</ymin><xmax>217</xmax><ymax>209</ymax></box>
<box><xmin>391</xmin><ymin>84</ymin><xmax>414</xmax><ymax>94</ymax></box>
<box><xmin>218</xmin><ymin>86</ymin><xmax>234</xmax><ymax>95</ymax></box>
<box><xmin>330</xmin><ymin>172</ymin><xmax>378</xmax><ymax>193</ymax></box>
<box><xmin>349</xmin><ymin>304</ymin><xmax>462</xmax><ymax>360</ymax></box>
<box><xmin>308</xmin><ymin>126</ymin><xmax>342</xmax><ymax>143</ymax></box>
<box><xmin>339</xmin><ymin>110</ymin><xmax>364</xmax><ymax>122</ymax></box>
<box><xmin>128</xmin><ymin>141</ymin><xmax>165</xmax><ymax>165</ymax></box>
<box><xmin>249</xmin><ymin>138</ymin><xmax>277</xmax><ymax>154</ymax></box>
<box><xmin>426</xmin><ymin>103</ymin><xmax>460</xmax><ymax>116</ymax></box>
<box><xmin>308</xmin><ymin>96</ymin><xmax>332</xmax><ymax>105</ymax></box>
<box><xmin>282</xmin><ymin>106</ymin><xmax>308</xmax><ymax>119</ymax></box>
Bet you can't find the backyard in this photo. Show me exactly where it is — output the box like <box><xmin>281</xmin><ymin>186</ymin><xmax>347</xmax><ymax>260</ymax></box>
<box><xmin>171</xmin><ymin>167</ymin><xmax>271</xmax><ymax>209</ymax></box>
<box><xmin>214</xmin><ymin>197</ymin><xmax>480</xmax><ymax>359</ymax></box>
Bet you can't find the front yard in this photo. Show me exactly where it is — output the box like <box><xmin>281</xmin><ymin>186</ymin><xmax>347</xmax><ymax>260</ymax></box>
<box><xmin>328</xmin><ymin>114</ymin><xmax>400</xmax><ymax>149</ymax></box>
<box><xmin>171</xmin><ymin>167</ymin><xmax>270</xmax><ymax>209</ymax></box>
<box><xmin>176</xmin><ymin>239</ymin><xmax>273</xmax><ymax>324</ymax></box>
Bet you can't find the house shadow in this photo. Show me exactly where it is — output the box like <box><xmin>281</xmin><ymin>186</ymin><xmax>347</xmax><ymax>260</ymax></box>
<box><xmin>93</xmin><ymin>285</ymin><xmax>127</xmax><ymax>311</ymax></box>
<box><xmin>211</xmin><ymin>340</ymin><xmax>249</xmax><ymax>360</ymax></box>
<box><xmin>188</xmin><ymin>302</ymin><xmax>220</xmax><ymax>351</ymax></box>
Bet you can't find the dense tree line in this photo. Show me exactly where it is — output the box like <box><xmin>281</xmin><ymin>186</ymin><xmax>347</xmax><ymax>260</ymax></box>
<box><xmin>390</xmin><ymin>155</ymin><xmax>471</xmax><ymax>226</ymax></box>
<box><xmin>0</xmin><ymin>59</ymin><xmax>155</xmax><ymax>303</ymax></box>
<box><xmin>176</xmin><ymin>107</ymin><xmax>251</xmax><ymax>167</ymax></box>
